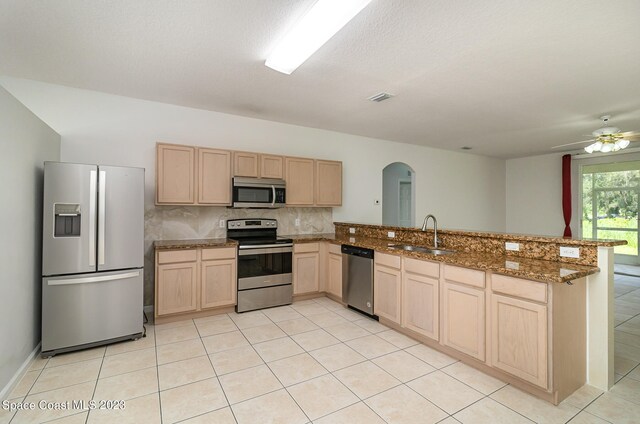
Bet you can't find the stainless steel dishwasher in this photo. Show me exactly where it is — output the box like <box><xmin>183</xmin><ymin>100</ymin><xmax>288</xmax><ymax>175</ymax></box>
<box><xmin>341</xmin><ymin>245</ymin><xmax>375</xmax><ymax>316</ymax></box>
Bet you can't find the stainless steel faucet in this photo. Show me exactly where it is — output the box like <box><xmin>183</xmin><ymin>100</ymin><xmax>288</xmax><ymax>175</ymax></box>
<box><xmin>421</xmin><ymin>214</ymin><xmax>438</xmax><ymax>248</ymax></box>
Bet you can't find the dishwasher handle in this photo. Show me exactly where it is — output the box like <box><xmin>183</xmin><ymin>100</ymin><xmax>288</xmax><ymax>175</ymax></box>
<box><xmin>341</xmin><ymin>244</ymin><xmax>374</xmax><ymax>259</ymax></box>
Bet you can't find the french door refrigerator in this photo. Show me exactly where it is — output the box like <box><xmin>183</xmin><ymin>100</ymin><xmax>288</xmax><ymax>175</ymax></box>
<box><xmin>41</xmin><ymin>162</ymin><xmax>144</xmax><ymax>357</ymax></box>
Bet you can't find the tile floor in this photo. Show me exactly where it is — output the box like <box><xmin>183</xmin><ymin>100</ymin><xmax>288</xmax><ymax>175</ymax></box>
<box><xmin>2</xmin><ymin>274</ymin><xmax>640</xmax><ymax>424</ymax></box>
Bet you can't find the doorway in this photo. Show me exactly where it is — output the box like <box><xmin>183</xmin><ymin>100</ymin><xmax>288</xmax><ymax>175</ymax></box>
<box><xmin>382</xmin><ymin>162</ymin><xmax>415</xmax><ymax>227</ymax></box>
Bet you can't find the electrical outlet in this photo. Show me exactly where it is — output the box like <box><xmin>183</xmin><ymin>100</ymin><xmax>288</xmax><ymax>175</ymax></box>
<box><xmin>559</xmin><ymin>246</ymin><xmax>580</xmax><ymax>258</ymax></box>
<box><xmin>505</xmin><ymin>242</ymin><xmax>520</xmax><ymax>251</ymax></box>
<box><xmin>295</xmin><ymin>218</ymin><xmax>300</xmax><ymax>227</ymax></box>
<box><xmin>349</xmin><ymin>227</ymin><xmax>356</xmax><ymax>234</ymax></box>
<box><xmin>505</xmin><ymin>260</ymin><xmax>520</xmax><ymax>270</ymax></box>
<box><xmin>219</xmin><ymin>219</ymin><xmax>225</xmax><ymax>228</ymax></box>
<box><xmin>387</xmin><ymin>231</ymin><xmax>395</xmax><ymax>238</ymax></box>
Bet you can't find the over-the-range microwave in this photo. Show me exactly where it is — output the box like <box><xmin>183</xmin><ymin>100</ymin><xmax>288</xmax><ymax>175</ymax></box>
<box><xmin>232</xmin><ymin>177</ymin><xmax>286</xmax><ymax>208</ymax></box>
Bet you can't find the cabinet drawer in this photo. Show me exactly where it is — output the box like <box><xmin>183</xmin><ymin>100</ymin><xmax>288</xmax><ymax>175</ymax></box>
<box><xmin>328</xmin><ymin>243</ymin><xmax>341</xmax><ymax>255</ymax></box>
<box><xmin>492</xmin><ymin>274</ymin><xmax>548</xmax><ymax>303</ymax></box>
<box><xmin>375</xmin><ymin>252</ymin><xmax>401</xmax><ymax>269</ymax></box>
<box><xmin>157</xmin><ymin>249</ymin><xmax>197</xmax><ymax>264</ymax></box>
<box><xmin>444</xmin><ymin>265</ymin><xmax>485</xmax><ymax>288</ymax></box>
<box><xmin>403</xmin><ymin>257</ymin><xmax>439</xmax><ymax>278</ymax></box>
<box><xmin>202</xmin><ymin>247</ymin><xmax>236</xmax><ymax>261</ymax></box>
<box><xmin>294</xmin><ymin>242</ymin><xmax>320</xmax><ymax>253</ymax></box>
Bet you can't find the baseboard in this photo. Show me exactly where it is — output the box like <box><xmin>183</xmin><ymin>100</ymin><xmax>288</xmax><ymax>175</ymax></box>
<box><xmin>143</xmin><ymin>305</ymin><xmax>154</xmax><ymax>315</ymax></box>
<box><xmin>0</xmin><ymin>342</ymin><xmax>41</xmax><ymax>401</ymax></box>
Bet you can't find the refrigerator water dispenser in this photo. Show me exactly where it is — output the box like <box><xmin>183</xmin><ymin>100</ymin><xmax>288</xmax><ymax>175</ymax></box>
<box><xmin>54</xmin><ymin>204</ymin><xmax>81</xmax><ymax>237</ymax></box>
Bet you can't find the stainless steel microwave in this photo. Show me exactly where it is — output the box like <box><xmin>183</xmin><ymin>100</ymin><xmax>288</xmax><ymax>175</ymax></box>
<box><xmin>232</xmin><ymin>177</ymin><xmax>286</xmax><ymax>208</ymax></box>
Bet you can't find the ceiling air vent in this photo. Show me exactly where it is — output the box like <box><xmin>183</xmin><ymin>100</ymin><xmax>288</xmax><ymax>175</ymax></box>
<box><xmin>367</xmin><ymin>92</ymin><xmax>394</xmax><ymax>102</ymax></box>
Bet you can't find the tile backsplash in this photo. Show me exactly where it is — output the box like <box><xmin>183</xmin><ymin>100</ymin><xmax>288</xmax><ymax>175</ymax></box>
<box><xmin>143</xmin><ymin>205</ymin><xmax>334</xmax><ymax>307</ymax></box>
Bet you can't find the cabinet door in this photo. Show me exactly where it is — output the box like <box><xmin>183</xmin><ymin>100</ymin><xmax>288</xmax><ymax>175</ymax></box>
<box><xmin>491</xmin><ymin>294</ymin><xmax>548</xmax><ymax>388</ymax></box>
<box><xmin>156</xmin><ymin>143</ymin><xmax>195</xmax><ymax>204</ymax></box>
<box><xmin>328</xmin><ymin>253</ymin><xmax>342</xmax><ymax>299</ymax></box>
<box><xmin>201</xmin><ymin>259</ymin><xmax>237</xmax><ymax>309</ymax></box>
<box><xmin>233</xmin><ymin>152</ymin><xmax>259</xmax><ymax>177</ymax></box>
<box><xmin>403</xmin><ymin>272</ymin><xmax>439</xmax><ymax>341</ymax></box>
<box><xmin>157</xmin><ymin>262</ymin><xmax>197</xmax><ymax>316</ymax></box>
<box><xmin>374</xmin><ymin>264</ymin><xmax>401</xmax><ymax>324</ymax></box>
<box><xmin>441</xmin><ymin>281</ymin><xmax>485</xmax><ymax>361</ymax></box>
<box><xmin>285</xmin><ymin>157</ymin><xmax>315</xmax><ymax>206</ymax></box>
<box><xmin>260</xmin><ymin>155</ymin><xmax>284</xmax><ymax>179</ymax></box>
<box><xmin>315</xmin><ymin>160</ymin><xmax>342</xmax><ymax>206</ymax></box>
<box><xmin>198</xmin><ymin>148</ymin><xmax>231</xmax><ymax>205</ymax></box>
<box><xmin>293</xmin><ymin>252</ymin><xmax>319</xmax><ymax>294</ymax></box>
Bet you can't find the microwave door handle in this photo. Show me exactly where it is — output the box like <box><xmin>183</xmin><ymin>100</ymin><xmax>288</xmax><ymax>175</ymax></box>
<box><xmin>271</xmin><ymin>185</ymin><xmax>276</xmax><ymax>207</ymax></box>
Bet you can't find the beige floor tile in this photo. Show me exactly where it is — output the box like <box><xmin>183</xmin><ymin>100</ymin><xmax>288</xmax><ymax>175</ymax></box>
<box><xmin>209</xmin><ymin>345</ymin><xmax>263</xmax><ymax>375</ymax></box>
<box><xmin>616</xmin><ymin>342</ymin><xmax>640</xmax><ymax>362</ymax></box>
<box><xmin>334</xmin><ymin>308</ymin><xmax>367</xmax><ymax>321</ymax></box>
<box><xmin>615</xmin><ymin>354</ymin><xmax>639</xmax><ymax>374</ymax></box>
<box><xmin>376</xmin><ymin>329</ymin><xmax>419</xmax><ymax>348</ymax></box>
<box><xmin>9</xmin><ymin>370</ymin><xmax>40</xmax><ymax>398</ymax></box>
<box><xmin>334</xmin><ymin>361</ymin><xmax>401</xmax><ymax>399</ymax></box>
<box><xmin>490</xmin><ymin>385</ymin><xmax>580</xmax><ymax>424</ymax></box>
<box><xmin>454</xmin><ymin>397</ymin><xmax>532</xmax><ymax>424</ymax></box>
<box><xmin>15</xmin><ymin>381</ymin><xmax>95</xmax><ymax>423</ymax></box>
<box><xmin>94</xmin><ymin>366</ymin><xmax>157</xmax><ymax>401</ymax></box>
<box><xmin>88</xmin><ymin>392</ymin><xmax>160</xmax><ymax>424</ymax></box>
<box><xmin>155</xmin><ymin>324</ymin><xmax>200</xmax><ymax>345</ymax></box>
<box><xmin>268</xmin><ymin>353</ymin><xmax>328</xmax><ymax>386</ymax></box>
<box><xmin>409</xmin><ymin>370</ymin><xmax>483</xmax><ymax>414</ymax></box>
<box><xmin>156</xmin><ymin>338</ymin><xmax>205</xmax><ymax>365</ymax></box>
<box><xmin>160</xmin><ymin>378</ymin><xmax>228</xmax><ymax>423</ymax></box>
<box><xmin>193</xmin><ymin>313</ymin><xmax>234</xmax><ymax>326</ymax></box>
<box><xmin>276</xmin><ymin>317</ymin><xmax>320</xmax><ymax>335</ymax></box>
<box><xmin>439</xmin><ymin>418</ymin><xmax>462</xmax><ymax>424</ymax></box>
<box><xmin>324</xmin><ymin>322</ymin><xmax>370</xmax><ymax>341</ymax></box>
<box><xmin>47</xmin><ymin>411</ymin><xmax>89</xmax><ymax>423</ymax></box>
<box><xmin>195</xmin><ymin>317</ymin><xmax>239</xmax><ymax>337</ymax></box>
<box><xmin>314</xmin><ymin>401</ymin><xmax>385</xmax><ymax>424</ymax></box>
<box><xmin>31</xmin><ymin>358</ymin><xmax>101</xmax><ymax>394</ymax></box>
<box><xmin>229</xmin><ymin>311</ymin><xmax>271</xmax><ymax>329</ymax></box>
<box><xmin>202</xmin><ymin>330</ymin><xmax>249</xmax><ymax>354</ymax></box>
<box><xmin>628</xmin><ymin>365</ymin><xmax>640</xmax><ymax>380</ymax></box>
<box><xmin>232</xmin><ymin>389</ymin><xmax>307</xmax><ymax>424</ymax></box>
<box><xmin>610</xmin><ymin>376</ymin><xmax>640</xmax><ymax>405</ymax></box>
<box><xmin>261</xmin><ymin>305</ymin><xmax>303</xmax><ymax>322</ymax></box>
<box><xmin>28</xmin><ymin>355</ymin><xmax>49</xmax><ymax>371</ymax></box>
<box><xmin>291</xmin><ymin>303</ymin><xmax>329</xmax><ymax>317</ymax></box>
<box><xmin>154</xmin><ymin>319</ymin><xmax>194</xmax><ymax>330</ymax></box>
<box><xmin>46</xmin><ymin>347</ymin><xmax>105</xmax><ymax>368</ymax></box>
<box><xmin>617</xmin><ymin>321</ymin><xmax>640</xmax><ymax>337</ymax></box>
<box><xmin>586</xmin><ymin>391</ymin><xmax>640</xmax><ymax>423</ymax></box>
<box><xmin>288</xmin><ymin>374</ymin><xmax>358</xmax><ymax>420</ymax></box>
<box><xmin>372</xmin><ymin>350</ymin><xmax>436</xmax><ymax>382</ymax></box>
<box><xmin>159</xmin><ymin>355</ymin><xmax>215</xmax><ymax>390</ymax></box>
<box><xmin>567</xmin><ymin>410</ymin><xmax>612</xmax><ymax>423</ymax></box>
<box><xmin>366</xmin><ymin>384</ymin><xmax>448</xmax><ymax>424</ymax></box>
<box><xmin>253</xmin><ymin>337</ymin><xmax>304</xmax><ymax>362</ymax></box>
<box><xmin>562</xmin><ymin>384</ymin><xmax>604</xmax><ymax>409</ymax></box>
<box><xmin>306</xmin><ymin>311</ymin><xmax>349</xmax><ymax>327</ymax></box>
<box><xmin>105</xmin><ymin>332</ymin><xmax>155</xmax><ymax>356</ymax></box>
<box><xmin>353</xmin><ymin>318</ymin><xmax>389</xmax><ymax>333</ymax></box>
<box><xmin>345</xmin><ymin>334</ymin><xmax>399</xmax><ymax>359</ymax></box>
<box><xmin>313</xmin><ymin>297</ymin><xmax>344</xmax><ymax>311</ymax></box>
<box><xmin>241</xmin><ymin>323</ymin><xmax>287</xmax><ymax>344</ymax></box>
<box><xmin>309</xmin><ymin>343</ymin><xmax>366</xmax><ymax>372</ymax></box>
<box><xmin>617</xmin><ymin>330</ymin><xmax>640</xmax><ymax>348</ymax></box>
<box><xmin>291</xmin><ymin>329</ymin><xmax>340</xmax><ymax>351</ymax></box>
<box><xmin>405</xmin><ymin>343</ymin><xmax>458</xmax><ymax>369</ymax></box>
<box><xmin>0</xmin><ymin>398</ymin><xmax>19</xmax><ymax>424</ymax></box>
<box><xmin>219</xmin><ymin>364</ymin><xmax>282</xmax><ymax>404</ymax></box>
<box><xmin>179</xmin><ymin>407</ymin><xmax>236</xmax><ymax>424</ymax></box>
<box><xmin>441</xmin><ymin>362</ymin><xmax>506</xmax><ymax>395</ymax></box>
<box><xmin>616</xmin><ymin>373</ymin><xmax>625</xmax><ymax>383</ymax></box>
<box><xmin>100</xmin><ymin>347</ymin><xmax>156</xmax><ymax>378</ymax></box>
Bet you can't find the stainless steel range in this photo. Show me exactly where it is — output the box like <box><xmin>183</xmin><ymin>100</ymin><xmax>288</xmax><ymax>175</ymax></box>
<box><xmin>227</xmin><ymin>219</ymin><xmax>293</xmax><ymax>312</ymax></box>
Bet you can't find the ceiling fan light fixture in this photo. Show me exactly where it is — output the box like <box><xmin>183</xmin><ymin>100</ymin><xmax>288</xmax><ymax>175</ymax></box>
<box><xmin>264</xmin><ymin>0</ymin><xmax>373</xmax><ymax>74</ymax></box>
<box><xmin>600</xmin><ymin>143</ymin><xmax>613</xmax><ymax>153</ymax></box>
<box><xmin>584</xmin><ymin>144</ymin><xmax>595</xmax><ymax>153</ymax></box>
<box><xmin>619</xmin><ymin>139</ymin><xmax>631</xmax><ymax>149</ymax></box>
<box><xmin>593</xmin><ymin>141</ymin><xmax>603</xmax><ymax>151</ymax></box>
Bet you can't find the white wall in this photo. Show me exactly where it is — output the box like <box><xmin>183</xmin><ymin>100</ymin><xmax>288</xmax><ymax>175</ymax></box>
<box><xmin>0</xmin><ymin>77</ymin><xmax>507</xmax><ymax>233</ymax></box>
<box><xmin>0</xmin><ymin>86</ymin><xmax>60</xmax><ymax>396</ymax></box>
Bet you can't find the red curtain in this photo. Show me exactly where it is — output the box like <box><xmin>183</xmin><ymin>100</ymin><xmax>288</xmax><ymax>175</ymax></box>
<box><xmin>562</xmin><ymin>154</ymin><xmax>572</xmax><ymax>237</ymax></box>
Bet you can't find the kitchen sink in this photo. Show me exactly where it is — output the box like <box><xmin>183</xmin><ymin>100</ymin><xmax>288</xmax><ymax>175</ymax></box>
<box><xmin>387</xmin><ymin>243</ymin><xmax>455</xmax><ymax>255</ymax></box>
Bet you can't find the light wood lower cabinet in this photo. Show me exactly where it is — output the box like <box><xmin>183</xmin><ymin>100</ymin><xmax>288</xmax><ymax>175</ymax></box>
<box><xmin>402</xmin><ymin>258</ymin><xmax>439</xmax><ymax>341</ymax></box>
<box><xmin>293</xmin><ymin>243</ymin><xmax>320</xmax><ymax>295</ymax></box>
<box><xmin>441</xmin><ymin>280</ymin><xmax>486</xmax><ymax>361</ymax></box>
<box><xmin>374</xmin><ymin>253</ymin><xmax>402</xmax><ymax>324</ymax></box>
<box><xmin>201</xmin><ymin>258</ymin><xmax>237</xmax><ymax>309</ymax></box>
<box><xmin>327</xmin><ymin>251</ymin><xmax>342</xmax><ymax>298</ymax></box>
<box><xmin>156</xmin><ymin>255</ymin><xmax>198</xmax><ymax>316</ymax></box>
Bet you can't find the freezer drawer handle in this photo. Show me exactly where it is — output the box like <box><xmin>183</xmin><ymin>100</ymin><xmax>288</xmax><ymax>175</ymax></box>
<box><xmin>48</xmin><ymin>271</ymin><xmax>140</xmax><ymax>286</ymax></box>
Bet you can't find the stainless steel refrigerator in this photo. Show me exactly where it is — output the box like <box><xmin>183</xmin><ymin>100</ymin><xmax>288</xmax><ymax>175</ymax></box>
<box><xmin>41</xmin><ymin>162</ymin><xmax>144</xmax><ymax>357</ymax></box>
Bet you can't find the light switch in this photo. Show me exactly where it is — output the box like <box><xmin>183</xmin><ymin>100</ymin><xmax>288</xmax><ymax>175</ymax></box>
<box><xmin>349</xmin><ymin>227</ymin><xmax>356</xmax><ymax>234</ymax></box>
<box><xmin>505</xmin><ymin>242</ymin><xmax>520</xmax><ymax>251</ymax></box>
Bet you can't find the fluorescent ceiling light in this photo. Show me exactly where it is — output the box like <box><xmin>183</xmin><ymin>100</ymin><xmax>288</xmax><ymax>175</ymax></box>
<box><xmin>265</xmin><ymin>0</ymin><xmax>373</xmax><ymax>74</ymax></box>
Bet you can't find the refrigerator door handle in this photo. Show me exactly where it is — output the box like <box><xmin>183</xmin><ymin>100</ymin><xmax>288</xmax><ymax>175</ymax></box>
<box><xmin>98</xmin><ymin>170</ymin><xmax>106</xmax><ymax>265</ymax></box>
<box><xmin>48</xmin><ymin>270</ymin><xmax>140</xmax><ymax>286</ymax></box>
<box><xmin>89</xmin><ymin>170</ymin><xmax>97</xmax><ymax>267</ymax></box>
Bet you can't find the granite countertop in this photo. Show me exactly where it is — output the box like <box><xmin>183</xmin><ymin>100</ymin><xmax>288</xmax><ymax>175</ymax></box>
<box><xmin>154</xmin><ymin>238</ymin><xmax>237</xmax><ymax>250</ymax></box>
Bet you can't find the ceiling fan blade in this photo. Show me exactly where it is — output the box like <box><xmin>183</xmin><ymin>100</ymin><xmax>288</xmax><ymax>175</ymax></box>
<box><xmin>551</xmin><ymin>139</ymin><xmax>596</xmax><ymax>149</ymax></box>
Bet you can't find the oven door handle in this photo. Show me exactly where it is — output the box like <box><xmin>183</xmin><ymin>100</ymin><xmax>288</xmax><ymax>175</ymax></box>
<box><xmin>238</xmin><ymin>246</ymin><xmax>293</xmax><ymax>256</ymax></box>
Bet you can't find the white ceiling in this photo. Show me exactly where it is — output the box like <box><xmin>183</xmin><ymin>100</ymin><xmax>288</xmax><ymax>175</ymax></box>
<box><xmin>1</xmin><ymin>0</ymin><xmax>639</xmax><ymax>158</ymax></box>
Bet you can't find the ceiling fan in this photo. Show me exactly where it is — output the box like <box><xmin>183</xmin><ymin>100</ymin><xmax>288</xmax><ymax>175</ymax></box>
<box><xmin>552</xmin><ymin>115</ymin><xmax>640</xmax><ymax>153</ymax></box>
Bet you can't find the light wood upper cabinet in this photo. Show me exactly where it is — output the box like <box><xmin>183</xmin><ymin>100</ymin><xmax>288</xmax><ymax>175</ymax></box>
<box><xmin>156</xmin><ymin>250</ymin><xmax>198</xmax><ymax>316</ymax></box>
<box><xmin>285</xmin><ymin>157</ymin><xmax>315</xmax><ymax>206</ymax></box>
<box><xmin>441</xmin><ymin>279</ymin><xmax>486</xmax><ymax>361</ymax></box>
<box><xmin>293</xmin><ymin>243</ymin><xmax>320</xmax><ymax>295</ymax></box>
<box><xmin>201</xmin><ymin>258</ymin><xmax>237</xmax><ymax>309</ymax></box>
<box><xmin>156</xmin><ymin>143</ymin><xmax>196</xmax><ymax>204</ymax></box>
<box><xmin>233</xmin><ymin>152</ymin><xmax>259</xmax><ymax>177</ymax></box>
<box><xmin>327</xmin><ymin>251</ymin><xmax>343</xmax><ymax>299</ymax></box>
<box><xmin>374</xmin><ymin>253</ymin><xmax>402</xmax><ymax>324</ymax></box>
<box><xmin>402</xmin><ymin>258</ymin><xmax>439</xmax><ymax>341</ymax></box>
<box><xmin>198</xmin><ymin>148</ymin><xmax>232</xmax><ymax>205</ymax></box>
<box><xmin>260</xmin><ymin>155</ymin><xmax>284</xmax><ymax>179</ymax></box>
<box><xmin>315</xmin><ymin>160</ymin><xmax>342</xmax><ymax>206</ymax></box>
<box><xmin>491</xmin><ymin>294</ymin><xmax>548</xmax><ymax>389</ymax></box>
